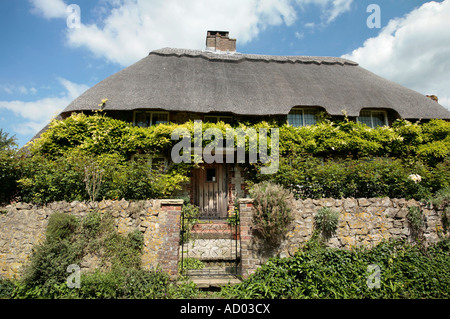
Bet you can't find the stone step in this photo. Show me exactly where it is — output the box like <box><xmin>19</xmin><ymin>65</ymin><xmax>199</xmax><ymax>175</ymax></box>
<box><xmin>181</xmin><ymin>239</ymin><xmax>240</xmax><ymax>261</ymax></box>
<box><xmin>189</xmin><ymin>277</ymin><xmax>242</xmax><ymax>289</ymax></box>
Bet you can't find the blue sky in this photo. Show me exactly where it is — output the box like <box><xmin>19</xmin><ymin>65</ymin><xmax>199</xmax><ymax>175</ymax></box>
<box><xmin>1</xmin><ymin>0</ymin><xmax>449</xmax><ymax>147</ymax></box>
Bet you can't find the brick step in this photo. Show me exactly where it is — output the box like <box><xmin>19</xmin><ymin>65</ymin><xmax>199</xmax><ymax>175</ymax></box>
<box><xmin>191</xmin><ymin>222</ymin><xmax>232</xmax><ymax>232</ymax></box>
<box><xmin>190</xmin><ymin>231</ymin><xmax>239</xmax><ymax>240</ymax></box>
<box><xmin>189</xmin><ymin>221</ymin><xmax>239</xmax><ymax>240</ymax></box>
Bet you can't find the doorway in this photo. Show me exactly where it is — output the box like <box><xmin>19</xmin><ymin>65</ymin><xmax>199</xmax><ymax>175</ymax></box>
<box><xmin>192</xmin><ymin>163</ymin><xmax>228</xmax><ymax>218</ymax></box>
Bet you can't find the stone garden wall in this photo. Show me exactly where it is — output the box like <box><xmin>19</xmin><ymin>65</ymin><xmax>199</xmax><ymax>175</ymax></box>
<box><xmin>239</xmin><ymin>197</ymin><xmax>447</xmax><ymax>278</ymax></box>
<box><xmin>1</xmin><ymin>197</ymin><xmax>447</xmax><ymax>281</ymax></box>
<box><xmin>0</xmin><ymin>199</ymin><xmax>182</xmax><ymax>280</ymax></box>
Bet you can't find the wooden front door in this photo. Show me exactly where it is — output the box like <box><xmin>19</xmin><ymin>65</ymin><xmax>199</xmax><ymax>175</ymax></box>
<box><xmin>192</xmin><ymin>163</ymin><xmax>228</xmax><ymax>218</ymax></box>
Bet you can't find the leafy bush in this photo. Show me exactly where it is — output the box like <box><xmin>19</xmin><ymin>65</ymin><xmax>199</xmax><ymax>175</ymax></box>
<box><xmin>314</xmin><ymin>207</ymin><xmax>340</xmax><ymax>240</ymax></box>
<box><xmin>46</xmin><ymin>212</ymin><xmax>79</xmax><ymax>242</ymax></box>
<box><xmin>220</xmin><ymin>239</ymin><xmax>450</xmax><ymax>299</ymax></box>
<box><xmin>255</xmin><ymin>155</ymin><xmax>435</xmax><ymax>200</ymax></box>
<box><xmin>249</xmin><ymin>182</ymin><xmax>294</xmax><ymax>245</ymax></box>
<box><xmin>407</xmin><ymin>206</ymin><xmax>425</xmax><ymax>240</ymax></box>
<box><xmin>0</xmin><ymin>150</ymin><xmax>21</xmax><ymax>204</ymax></box>
<box><xmin>0</xmin><ymin>277</ymin><xmax>15</xmax><ymax>299</ymax></box>
<box><xmin>18</xmin><ymin>154</ymin><xmax>86</xmax><ymax>204</ymax></box>
<box><xmin>76</xmin><ymin>268</ymin><xmax>172</xmax><ymax>299</ymax></box>
<box><xmin>12</xmin><ymin>210</ymin><xmax>148</xmax><ymax>298</ymax></box>
<box><xmin>11</xmin><ymin>209</ymin><xmax>200</xmax><ymax>299</ymax></box>
<box><xmin>180</xmin><ymin>203</ymin><xmax>201</xmax><ymax>243</ymax></box>
<box><xmin>429</xmin><ymin>187</ymin><xmax>450</xmax><ymax>234</ymax></box>
<box><xmin>17</xmin><ymin>151</ymin><xmax>189</xmax><ymax>204</ymax></box>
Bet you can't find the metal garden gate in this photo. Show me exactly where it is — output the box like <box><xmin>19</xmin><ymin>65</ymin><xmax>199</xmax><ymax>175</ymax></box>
<box><xmin>180</xmin><ymin>213</ymin><xmax>240</xmax><ymax>277</ymax></box>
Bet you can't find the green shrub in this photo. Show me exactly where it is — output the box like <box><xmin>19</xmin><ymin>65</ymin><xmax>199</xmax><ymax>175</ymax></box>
<box><xmin>81</xmin><ymin>210</ymin><xmax>102</xmax><ymax>238</ymax></box>
<box><xmin>256</xmin><ymin>156</ymin><xmax>434</xmax><ymax>200</ymax></box>
<box><xmin>407</xmin><ymin>206</ymin><xmax>425</xmax><ymax>240</ymax></box>
<box><xmin>0</xmin><ymin>277</ymin><xmax>15</xmax><ymax>299</ymax></box>
<box><xmin>19</xmin><ymin>238</ymin><xmax>83</xmax><ymax>296</ymax></box>
<box><xmin>18</xmin><ymin>212</ymin><xmax>82</xmax><ymax>296</ymax></box>
<box><xmin>0</xmin><ymin>150</ymin><xmax>22</xmax><ymax>205</ymax></box>
<box><xmin>314</xmin><ymin>207</ymin><xmax>340</xmax><ymax>240</ymax></box>
<box><xmin>46</xmin><ymin>212</ymin><xmax>78</xmax><ymax>242</ymax></box>
<box><xmin>180</xmin><ymin>203</ymin><xmax>201</xmax><ymax>243</ymax></box>
<box><xmin>429</xmin><ymin>187</ymin><xmax>450</xmax><ymax>234</ymax></box>
<box><xmin>18</xmin><ymin>154</ymin><xmax>86</xmax><ymax>204</ymax></box>
<box><xmin>17</xmin><ymin>151</ymin><xmax>189</xmax><ymax>204</ymax></box>
<box><xmin>249</xmin><ymin>182</ymin><xmax>294</xmax><ymax>245</ymax></box>
<box><xmin>220</xmin><ymin>239</ymin><xmax>450</xmax><ymax>299</ymax></box>
<box><xmin>13</xmin><ymin>210</ymin><xmax>147</xmax><ymax>298</ymax></box>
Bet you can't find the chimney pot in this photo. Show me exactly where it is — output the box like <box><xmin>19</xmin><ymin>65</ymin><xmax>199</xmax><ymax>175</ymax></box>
<box><xmin>426</xmin><ymin>95</ymin><xmax>439</xmax><ymax>102</ymax></box>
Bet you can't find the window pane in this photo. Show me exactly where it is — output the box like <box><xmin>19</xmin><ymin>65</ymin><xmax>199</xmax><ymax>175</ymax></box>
<box><xmin>151</xmin><ymin>113</ymin><xmax>168</xmax><ymax>125</ymax></box>
<box><xmin>219</xmin><ymin>116</ymin><xmax>232</xmax><ymax>124</ymax></box>
<box><xmin>206</xmin><ymin>168</ymin><xmax>216</xmax><ymax>182</ymax></box>
<box><xmin>287</xmin><ymin>110</ymin><xmax>303</xmax><ymax>127</ymax></box>
<box><xmin>371</xmin><ymin>112</ymin><xmax>386</xmax><ymax>127</ymax></box>
<box><xmin>135</xmin><ymin>112</ymin><xmax>150</xmax><ymax>127</ymax></box>
<box><xmin>358</xmin><ymin>111</ymin><xmax>373</xmax><ymax>127</ymax></box>
<box><xmin>303</xmin><ymin>110</ymin><xmax>318</xmax><ymax>126</ymax></box>
<box><xmin>151</xmin><ymin>157</ymin><xmax>166</xmax><ymax>171</ymax></box>
<box><xmin>204</xmin><ymin>116</ymin><xmax>218</xmax><ymax>123</ymax></box>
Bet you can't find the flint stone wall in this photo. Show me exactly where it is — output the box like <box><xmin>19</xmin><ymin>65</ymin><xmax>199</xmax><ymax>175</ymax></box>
<box><xmin>240</xmin><ymin>197</ymin><xmax>447</xmax><ymax>279</ymax></box>
<box><xmin>0</xmin><ymin>199</ymin><xmax>182</xmax><ymax>280</ymax></box>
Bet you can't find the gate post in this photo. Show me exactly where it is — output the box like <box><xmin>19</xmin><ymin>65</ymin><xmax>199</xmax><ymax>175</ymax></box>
<box><xmin>238</xmin><ymin>198</ymin><xmax>258</xmax><ymax>279</ymax></box>
<box><xmin>158</xmin><ymin>199</ymin><xmax>184</xmax><ymax>279</ymax></box>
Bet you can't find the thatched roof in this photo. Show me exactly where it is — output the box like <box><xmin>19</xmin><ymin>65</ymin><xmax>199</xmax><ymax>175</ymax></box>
<box><xmin>62</xmin><ymin>47</ymin><xmax>449</xmax><ymax>119</ymax></box>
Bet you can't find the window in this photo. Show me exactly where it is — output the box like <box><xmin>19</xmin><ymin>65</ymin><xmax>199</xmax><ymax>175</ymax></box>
<box><xmin>204</xmin><ymin>115</ymin><xmax>233</xmax><ymax>124</ymax></box>
<box><xmin>150</xmin><ymin>157</ymin><xmax>168</xmax><ymax>172</ymax></box>
<box><xmin>130</xmin><ymin>154</ymin><xmax>168</xmax><ymax>172</ymax></box>
<box><xmin>357</xmin><ymin>110</ymin><xmax>387</xmax><ymax>128</ymax></box>
<box><xmin>133</xmin><ymin>111</ymin><xmax>169</xmax><ymax>127</ymax></box>
<box><xmin>287</xmin><ymin>108</ymin><xmax>318</xmax><ymax>127</ymax></box>
<box><xmin>206</xmin><ymin>168</ymin><xmax>216</xmax><ymax>182</ymax></box>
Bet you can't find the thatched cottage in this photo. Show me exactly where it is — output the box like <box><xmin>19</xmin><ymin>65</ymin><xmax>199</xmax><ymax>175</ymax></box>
<box><xmin>34</xmin><ymin>31</ymin><xmax>450</xmax><ymax>218</ymax></box>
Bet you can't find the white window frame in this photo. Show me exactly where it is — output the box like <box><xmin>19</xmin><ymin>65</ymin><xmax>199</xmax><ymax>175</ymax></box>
<box><xmin>204</xmin><ymin>115</ymin><xmax>233</xmax><ymax>123</ymax></box>
<box><xmin>357</xmin><ymin>110</ymin><xmax>388</xmax><ymax>128</ymax></box>
<box><xmin>133</xmin><ymin>111</ymin><xmax>169</xmax><ymax>127</ymax></box>
<box><xmin>287</xmin><ymin>108</ymin><xmax>318</xmax><ymax>127</ymax></box>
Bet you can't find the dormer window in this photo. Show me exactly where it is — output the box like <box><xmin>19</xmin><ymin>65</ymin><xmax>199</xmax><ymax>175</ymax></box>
<box><xmin>133</xmin><ymin>111</ymin><xmax>169</xmax><ymax>127</ymax></box>
<box><xmin>357</xmin><ymin>110</ymin><xmax>388</xmax><ymax>128</ymax></box>
<box><xmin>287</xmin><ymin>108</ymin><xmax>318</xmax><ymax>127</ymax></box>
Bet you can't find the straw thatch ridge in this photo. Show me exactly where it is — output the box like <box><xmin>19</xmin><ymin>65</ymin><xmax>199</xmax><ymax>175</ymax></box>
<box><xmin>60</xmin><ymin>48</ymin><xmax>450</xmax><ymax>121</ymax></box>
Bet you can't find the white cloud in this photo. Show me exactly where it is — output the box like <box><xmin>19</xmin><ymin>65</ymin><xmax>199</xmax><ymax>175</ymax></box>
<box><xmin>342</xmin><ymin>0</ymin><xmax>450</xmax><ymax>110</ymax></box>
<box><xmin>0</xmin><ymin>78</ymin><xmax>89</xmax><ymax>135</ymax></box>
<box><xmin>295</xmin><ymin>31</ymin><xmax>304</xmax><ymax>39</ymax></box>
<box><xmin>1</xmin><ymin>84</ymin><xmax>38</xmax><ymax>95</ymax></box>
<box><xmin>326</xmin><ymin>0</ymin><xmax>353</xmax><ymax>23</ymax></box>
<box><xmin>296</xmin><ymin>0</ymin><xmax>353</xmax><ymax>24</ymax></box>
<box><xmin>29</xmin><ymin>0</ymin><xmax>68</xmax><ymax>19</ymax></box>
<box><xmin>29</xmin><ymin>0</ymin><xmax>353</xmax><ymax>66</ymax></box>
<box><xmin>64</xmin><ymin>0</ymin><xmax>301</xmax><ymax>66</ymax></box>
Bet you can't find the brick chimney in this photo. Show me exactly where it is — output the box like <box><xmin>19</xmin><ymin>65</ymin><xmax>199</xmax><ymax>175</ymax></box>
<box><xmin>206</xmin><ymin>31</ymin><xmax>236</xmax><ymax>53</ymax></box>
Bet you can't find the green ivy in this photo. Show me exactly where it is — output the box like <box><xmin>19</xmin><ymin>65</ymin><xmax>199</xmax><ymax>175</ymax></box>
<box><xmin>5</xmin><ymin>113</ymin><xmax>449</xmax><ymax>204</ymax></box>
<box><xmin>220</xmin><ymin>239</ymin><xmax>450</xmax><ymax>299</ymax></box>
